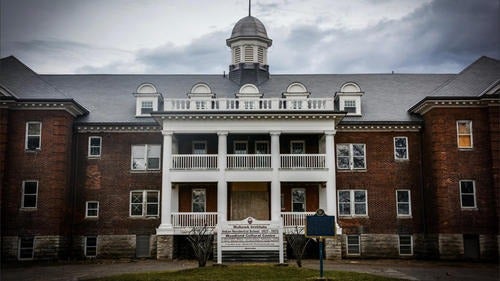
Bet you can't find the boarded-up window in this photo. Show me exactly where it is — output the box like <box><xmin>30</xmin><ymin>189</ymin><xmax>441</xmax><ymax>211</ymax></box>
<box><xmin>457</xmin><ymin>120</ymin><xmax>473</xmax><ymax>148</ymax></box>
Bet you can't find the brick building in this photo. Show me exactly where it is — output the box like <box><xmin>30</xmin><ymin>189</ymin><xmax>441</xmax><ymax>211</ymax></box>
<box><xmin>1</xmin><ymin>13</ymin><xmax>499</xmax><ymax>262</ymax></box>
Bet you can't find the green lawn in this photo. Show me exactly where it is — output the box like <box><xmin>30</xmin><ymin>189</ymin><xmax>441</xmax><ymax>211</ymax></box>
<box><xmin>85</xmin><ymin>264</ymin><xmax>406</xmax><ymax>281</ymax></box>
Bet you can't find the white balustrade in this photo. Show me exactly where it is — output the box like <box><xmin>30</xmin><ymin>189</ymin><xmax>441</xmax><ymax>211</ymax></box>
<box><xmin>171</xmin><ymin>154</ymin><xmax>217</xmax><ymax>169</ymax></box>
<box><xmin>171</xmin><ymin>212</ymin><xmax>218</xmax><ymax>230</ymax></box>
<box><xmin>281</xmin><ymin>212</ymin><xmax>316</xmax><ymax>227</ymax></box>
<box><xmin>280</xmin><ymin>154</ymin><xmax>326</xmax><ymax>169</ymax></box>
<box><xmin>227</xmin><ymin>154</ymin><xmax>271</xmax><ymax>169</ymax></box>
<box><xmin>164</xmin><ymin>97</ymin><xmax>334</xmax><ymax>111</ymax></box>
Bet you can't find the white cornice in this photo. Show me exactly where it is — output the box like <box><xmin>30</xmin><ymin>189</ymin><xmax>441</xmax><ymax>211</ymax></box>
<box><xmin>77</xmin><ymin>125</ymin><xmax>161</xmax><ymax>133</ymax></box>
<box><xmin>10</xmin><ymin>101</ymin><xmax>87</xmax><ymax>117</ymax></box>
<box><xmin>337</xmin><ymin>124</ymin><xmax>422</xmax><ymax>132</ymax></box>
<box><xmin>410</xmin><ymin>99</ymin><xmax>495</xmax><ymax>115</ymax></box>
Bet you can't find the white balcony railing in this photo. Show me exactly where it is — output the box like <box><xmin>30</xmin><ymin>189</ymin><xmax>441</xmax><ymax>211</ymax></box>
<box><xmin>172</xmin><ymin>212</ymin><xmax>218</xmax><ymax>232</ymax></box>
<box><xmin>281</xmin><ymin>212</ymin><xmax>316</xmax><ymax>228</ymax></box>
<box><xmin>280</xmin><ymin>154</ymin><xmax>326</xmax><ymax>169</ymax></box>
<box><xmin>164</xmin><ymin>97</ymin><xmax>334</xmax><ymax>112</ymax></box>
<box><xmin>171</xmin><ymin>154</ymin><xmax>218</xmax><ymax>170</ymax></box>
<box><xmin>227</xmin><ymin>154</ymin><xmax>271</xmax><ymax>169</ymax></box>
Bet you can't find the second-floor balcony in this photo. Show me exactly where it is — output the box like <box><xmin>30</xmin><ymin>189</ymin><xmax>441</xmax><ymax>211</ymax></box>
<box><xmin>164</xmin><ymin>97</ymin><xmax>334</xmax><ymax>112</ymax></box>
<box><xmin>171</xmin><ymin>154</ymin><xmax>326</xmax><ymax>170</ymax></box>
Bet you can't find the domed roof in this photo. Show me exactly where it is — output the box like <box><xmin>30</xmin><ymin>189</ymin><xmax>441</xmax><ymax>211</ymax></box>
<box><xmin>227</xmin><ymin>16</ymin><xmax>272</xmax><ymax>46</ymax></box>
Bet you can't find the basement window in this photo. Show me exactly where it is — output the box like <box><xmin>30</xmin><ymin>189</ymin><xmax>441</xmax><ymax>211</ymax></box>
<box><xmin>18</xmin><ymin>237</ymin><xmax>35</xmax><ymax>260</ymax></box>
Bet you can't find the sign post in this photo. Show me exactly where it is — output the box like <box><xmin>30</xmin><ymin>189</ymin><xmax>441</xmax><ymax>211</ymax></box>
<box><xmin>306</xmin><ymin>209</ymin><xmax>336</xmax><ymax>279</ymax></box>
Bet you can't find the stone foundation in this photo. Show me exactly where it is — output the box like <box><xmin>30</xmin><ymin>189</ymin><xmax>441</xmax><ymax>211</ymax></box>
<box><xmin>324</xmin><ymin>236</ymin><xmax>342</xmax><ymax>259</ymax></box>
<box><xmin>438</xmin><ymin>234</ymin><xmax>463</xmax><ymax>260</ymax></box>
<box><xmin>1</xmin><ymin>236</ymin><xmax>68</xmax><ymax>261</ymax></box>
<box><xmin>156</xmin><ymin>235</ymin><xmax>174</xmax><ymax>260</ymax></box>
<box><xmin>98</xmin><ymin>235</ymin><xmax>136</xmax><ymax>258</ymax></box>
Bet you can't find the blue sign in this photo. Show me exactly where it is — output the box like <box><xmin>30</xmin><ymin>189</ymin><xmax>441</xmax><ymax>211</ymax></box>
<box><xmin>306</xmin><ymin>215</ymin><xmax>336</xmax><ymax>237</ymax></box>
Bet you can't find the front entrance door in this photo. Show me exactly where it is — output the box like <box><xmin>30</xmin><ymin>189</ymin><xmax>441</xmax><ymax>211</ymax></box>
<box><xmin>230</xmin><ymin>182</ymin><xmax>269</xmax><ymax>220</ymax></box>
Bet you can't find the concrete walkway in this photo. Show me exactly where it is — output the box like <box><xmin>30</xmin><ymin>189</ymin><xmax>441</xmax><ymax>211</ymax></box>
<box><xmin>1</xmin><ymin>259</ymin><xmax>498</xmax><ymax>281</ymax></box>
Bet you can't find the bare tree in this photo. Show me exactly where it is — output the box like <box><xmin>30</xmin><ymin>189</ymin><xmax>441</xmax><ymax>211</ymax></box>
<box><xmin>186</xmin><ymin>225</ymin><xmax>214</xmax><ymax>267</ymax></box>
<box><xmin>285</xmin><ymin>226</ymin><xmax>311</xmax><ymax>267</ymax></box>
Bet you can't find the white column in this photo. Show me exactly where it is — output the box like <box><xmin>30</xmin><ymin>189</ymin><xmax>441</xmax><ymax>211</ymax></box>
<box><xmin>325</xmin><ymin>130</ymin><xmax>341</xmax><ymax>233</ymax></box>
<box><xmin>270</xmin><ymin>131</ymin><xmax>281</xmax><ymax>222</ymax></box>
<box><xmin>157</xmin><ymin>130</ymin><xmax>174</xmax><ymax>234</ymax></box>
<box><xmin>217</xmin><ymin>131</ymin><xmax>228</xmax><ymax>222</ymax></box>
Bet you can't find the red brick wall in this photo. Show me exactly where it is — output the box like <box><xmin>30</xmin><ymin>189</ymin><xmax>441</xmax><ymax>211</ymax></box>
<box><xmin>335</xmin><ymin>131</ymin><xmax>423</xmax><ymax>234</ymax></box>
<box><xmin>422</xmin><ymin>107</ymin><xmax>497</xmax><ymax>234</ymax></box>
<box><xmin>2</xmin><ymin>110</ymin><xmax>74</xmax><ymax>236</ymax></box>
<box><xmin>0</xmin><ymin>108</ymin><xmax>8</xmax><ymax>204</ymax></box>
<box><xmin>488</xmin><ymin>106</ymin><xmax>500</xmax><ymax>233</ymax></box>
<box><xmin>74</xmin><ymin>132</ymin><xmax>162</xmax><ymax>235</ymax></box>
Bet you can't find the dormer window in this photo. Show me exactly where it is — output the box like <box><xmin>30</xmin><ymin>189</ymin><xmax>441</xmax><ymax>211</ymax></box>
<box><xmin>188</xmin><ymin>83</ymin><xmax>214</xmax><ymax>110</ymax></box>
<box><xmin>283</xmin><ymin>82</ymin><xmax>310</xmax><ymax>109</ymax></box>
<box><xmin>134</xmin><ymin>83</ymin><xmax>162</xmax><ymax>117</ymax></box>
<box><xmin>336</xmin><ymin>82</ymin><xmax>363</xmax><ymax>116</ymax></box>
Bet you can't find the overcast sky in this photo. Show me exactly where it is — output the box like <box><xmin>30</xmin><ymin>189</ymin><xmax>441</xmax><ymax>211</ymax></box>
<box><xmin>1</xmin><ymin>0</ymin><xmax>498</xmax><ymax>74</ymax></box>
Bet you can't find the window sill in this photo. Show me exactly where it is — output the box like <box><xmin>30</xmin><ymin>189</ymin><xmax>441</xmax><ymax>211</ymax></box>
<box><xmin>129</xmin><ymin>216</ymin><xmax>159</xmax><ymax>219</ymax></box>
<box><xmin>25</xmin><ymin>149</ymin><xmax>41</xmax><ymax>153</ymax></box>
<box><xmin>88</xmin><ymin>156</ymin><xmax>101</xmax><ymax>159</ymax></box>
<box><xmin>337</xmin><ymin>169</ymin><xmax>367</xmax><ymax>173</ymax></box>
<box><xmin>85</xmin><ymin>217</ymin><xmax>99</xmax><ymax>220</ymax></box>
<box><xmin>461</xmin><ymin>207</ymin><xmax>478</xmax><ymax>211</ymax></box>
<box><xmin>458</xmin><ymin>148</ymin><xmax>473</xmax><ymax>151</ymax></box>
<box><xmin>130</xmin><ymin>170</ymin><xmax>161</xmax><ymax>174</ymax></box>
<box><xmin>20</xmin><ymin>208</ymin><xmax>37</xmax><ymax>211</ymax></box>
<box><xmin>394</xmin><ymin>158</ymin><xmax>409</xmax><ymax>161</ymax></box>
<box><xmin>396</xmin><ymin>215</ymin><xmax>413</xmax><ymax>219</ymax></box>
<box><xmin>339</xmin><ymin>215</ymin><xmax>369</xmax><ymax>219</ymax></box>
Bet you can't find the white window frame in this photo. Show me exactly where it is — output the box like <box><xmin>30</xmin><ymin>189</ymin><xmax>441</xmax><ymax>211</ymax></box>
<box><xmin>394</xmin><ymin>137</ymin><xmax>409</xmax><ymax>160</ymax></box>
<box><xmin>18</xmin><ymin>237</ymin><xmax>35</xmax><ymax>260</ymax></box>
<box><xmin>25</xmin><ymin>121</ymin><xmax>42</xmax><ymax>150</ymax></box>
<box><xmin>291</xmin><ymin>188</ymin><xmax>306</xmax><ymax>212</ymax></box>
<box><xmin>338</xmin><ymin>190</ymin><xmax>368</xmax><ymax>217</ymax></box>
<box><xmin>343</xmin><ymin>99</ymin><xmax>357</xmax><ymax>114</ymax></box>
<box><xmin>457</xmin><ymin>120</ymin><xmax>473</xmax><ymax>149</ymax></box>
<box><xmin>398</xmin><ymin>235</ymin><xmax>413</xmax><ymax>256</ymax></box>
<box><xmin>85</xmin><ymin>201</ymin><xmax>99</xmax><ymax>218</ymax></box>
<box><xmin>84</xmin><ymin>236</ymin><xmax>97</xmax><ymax>257</ymax></box>
<box><xmin>192</xmin><ymin>141</ymin><xmax>207</xmax><ymax>154</ymax></box>
<box><xmin>346</xmin><ymin>235</ymin><xmax>361</xmax><ymax>255</ymax></box>
<box><xmin>21</xmin><ymin>180</ymin><xmax>38</xmax><ymax>209</ymax></box>
<box><xmin>290</xmin><ymin>140</ymin><xmax>306</xmax><ymax>154</ymax></box>
<box><xmin>255</xmin><ymin>140</ymin><xmax>269</xmax><ymax>154</ymax></box>
<box><xmin>339</xmin><ymin>96</ymin><xmax>362</xmax><ymax>116</ymax></box>
<box><xmin>129</xmin><ymin>190</ymin><xmax>160</xmax><ymax>217</ymax></box>
<box><xmin>396</xmin><ymin>190</ymin><xmax>412</xmax><ymax>217</ymax></box>
<box><xmin>88</xmin><ymin>136</ymin><xmax>102</xmax><ymax>158</ymax></box>
<box><xmin>135</xmin><ymin>97</ymin><xmax>158</xmax><ymax>117</ymax></box>
<box><xmin>131</xmin><ymin>144</ymin><xmax>161</xmax><ymax>171</ymax></box>
<box><xmin>191</xmin><ymin>188</ymin><xmax>206</xmax><ymax>212</ymax></box>
<box><xmin>233</xmin><ymin>141</ymin><xmax>248</xmax><ymax>154</ymax></box>
<box><xmin>140</xmin><ymin>100</ymin><xmax>154</xmax><ymax>115</ymax></box>
<box><xmin>459</xmin><ymin>180</ymin><xmax>477</xmax><ymax>209</ymax></box>
<box><xmin>336</xmin><ymin>144</ymin><xmax>366</xmax><ymax>170</ymax></box>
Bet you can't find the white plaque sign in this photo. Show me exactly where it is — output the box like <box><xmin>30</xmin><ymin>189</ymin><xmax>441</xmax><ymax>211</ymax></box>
<box><xmin>219</xmin><ymin>217</ymin><xmax>280</xmax><ymax>251</ymax></box>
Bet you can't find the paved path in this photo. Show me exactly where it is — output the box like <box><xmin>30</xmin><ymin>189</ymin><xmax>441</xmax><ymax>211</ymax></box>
<box><xmin>1</xmin><ymin>259</ymin><xmax>498</xmax><ymax>281</ymax></box>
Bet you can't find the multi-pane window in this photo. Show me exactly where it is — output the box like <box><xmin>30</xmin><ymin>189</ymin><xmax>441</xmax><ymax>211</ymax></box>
<box><xmin>394</xmin><ymin>137</ymin><xmax>408</xmax><ymax>160</ymax></box>
<box><xmin>192</xmin><ymin>189</ymin><xmax>206</xmax><ymax>212</ymax></box>
<box><xmin>192</xmin><ymin>141</ymin><xmax>207</xmax><ymax>154</ymax></box>
<box><xmin>131</xmin><ymin>145</ymin><xmax>161</xmax><ymax>171</ymax></box>
<box><xmin>457</xmin><ymin>120</ymin><xmax>473</xmax><ymax>148</ymax></box>
<box><xmin>18</xmin><ymin>237</ymin><xmax>34</xmax><ymax>260</ymax></box>
<box><xmin>459</xmin><ymin>180</ymin><xmax>476</xmax><ymax>208</ymax></box>
<box><xmin>195</xmin><ymin>100</ymin><xmax>208</xmax><ymax>110</ymax></box>
<box><xmin>396</xmin><ymin>190</ymin><xmax>411</xmax><ymax>216</ymax></box>
<box><xmin>255</xmin><ymin>141</ymin><xmax>269</xmax><ymax>154</ymax></box>
<box><xmin>290</xmin><ymin>141</ymin><xmax>305</xmax><ymax>154</ymax></box>
<box><xmin>88</xmin><ymin>136</ymin><xmax>102</xmax><ymax>157</ymax></box>
<box><xmin>336</xmin><ymin>144</ymin><xmax>366</xmax><ymax>170</ymax></box>
<box><xmin>234</xmin><ymin>141</ymin><xmax>248</xmax><ymax>154</ymax></box>
<box><xmin>343</xmin><ymin>100</ymin><xmax>357</xmax><ymax>113</ymax></box>
<box><xmin>338</xmin><ymin>190</ymin><xmax>367</xmax><ymax>216</ymax></box>
<box><xmin>292</xmin><ymin>188</ymin><xmax>306</xmax><ymax>212</ymax></box>
<box><xmin>85</xmin><ymin>201</ymin><xmax>99</xmax><ymax>218</ymax></box>
<box><xmin>85</xmin><ymin>236</ymin><xmax>97</xmax><ymax>257</ymax></box>
<box><xmin>25</xmin><ymin>122</ymin><xmax>41</xmax><ymax>150</ymax></box>
<box><xmin>140</xmin><ymin>100</ymin><xmax>154</xmax><ymax>115</ymax></box>
<box><xmin>21</xmin><ymin>181</ymin><xmax>38</xmax><ymax>209</ymax></box>
<box><xmin>346</xmin><ymin>235</ymin><xmax>360</xmax><ymax>255</ymax></box>
<box><xmin>399</xmin><ymin>235</ymin><xmax>413</xmax><ymax>255</ymax></box>
<box><xmin>130</xmin><ymin>191</ymin><xmax>159</xmax><ymax>217</ymax></box>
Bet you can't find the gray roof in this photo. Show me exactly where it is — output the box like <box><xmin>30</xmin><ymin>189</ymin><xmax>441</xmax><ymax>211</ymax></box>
<box><xmin>228</xmin><ymin>16</ymin><xmax>270</xmax><ymax>41</ymax></box>
<box><xmin>2</xmin><ymin>55</ymin><xmax>499</xmax><ymax>124</ymax></box>
<box><xmin>430</xmin><ymin>56</ymin><xmax>500</xmax><ymax>97</ymax></box>
<box><xmin>0</xmin><ymin>56</ymin><xmax>68</xmax><ymax>99</ymax></box>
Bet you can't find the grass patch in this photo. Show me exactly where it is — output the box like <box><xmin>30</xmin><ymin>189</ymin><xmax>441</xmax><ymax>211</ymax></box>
<box><xmin>85</xmin><ymin>264</ymin><xmax>405</xmax><ymax>281</ymax></box>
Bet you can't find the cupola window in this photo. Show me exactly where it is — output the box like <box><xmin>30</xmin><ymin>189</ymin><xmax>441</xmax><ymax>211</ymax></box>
<box><xmin>336</xmin><ymin>82</ymin><xmax>363</xmax><ymax>116</ymax></box>
<box><xmin>134</xmin><ymin>83</ymin><xmax>162</xmax><ymax>117</ymax></box>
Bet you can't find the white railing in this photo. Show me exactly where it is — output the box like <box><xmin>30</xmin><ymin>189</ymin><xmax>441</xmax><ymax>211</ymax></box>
<box><xmin>164</xmin><ymin>97</ymin><xmax>335</xmax><ymax>111</ymax></box>
<box><xmin>171</xmin><ymin>154</ymin><xmax>218</xmax><ymax>169</ymax></box>
<box><xmin>280</xmin><ymin>154</ymin><xmax>326</xmax><ymax>169</ymax></box>
<box><xmin>227</xmin><ymin>154</ymin><xmax>272</xmax><ymax>169</ymax></box>
<box><xmin>172</xmin><ymin>212</ymin><xmax>218</xmax><ymax>229</ymax></box>
<box><xmin>281</xmin><ymin>212</ymin><xmax>316</xmax><ymax>227</ymax></box>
